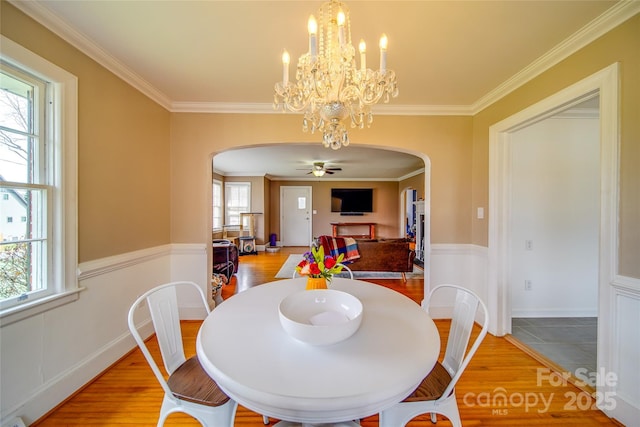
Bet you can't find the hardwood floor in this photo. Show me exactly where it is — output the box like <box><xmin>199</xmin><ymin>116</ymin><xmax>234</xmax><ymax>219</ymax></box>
<box><xmin>33</xmin><ymin>247</ymin><xmax>620</xmax><ymax>426</ymax></box>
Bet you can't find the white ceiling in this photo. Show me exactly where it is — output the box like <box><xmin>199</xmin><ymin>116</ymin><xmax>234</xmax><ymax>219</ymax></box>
<box><xmin>10</xmin><ymin>0</ymin><xmax>629</xmax><ymax>180</ymax></box>
<box><xmin>214</xmin><ymin>144</ymin><xmax>426</xmax><ymax>180</ymax></box>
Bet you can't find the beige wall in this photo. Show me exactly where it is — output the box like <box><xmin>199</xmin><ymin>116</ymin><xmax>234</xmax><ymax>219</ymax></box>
<box><xmin>268</xmin><ymin>180</ymin><xmax>402</xmax><ymax>240</ymax></box>
<box><xmin>399</xmin><ymin>173</ymin><xmax>426</xmax><ymax>202</ymax></box>
<box><xmin>3</xmin><ymin>1</ymin><xmax>637</xmax><ymax>278</ymax></box>
<box><xmin>174</xmin><ymin>114</ymin><xmax>472</xmax><ymax>246</ymax></box>
<box><xmin>1</xmin><ymin>2</ymin><xmax>171</xmax><ymax>263</ymax></box>
<box><xmin>471</xmin><ymin>14</ymin><xmax>640</xmax><ymax>277</ymax></box>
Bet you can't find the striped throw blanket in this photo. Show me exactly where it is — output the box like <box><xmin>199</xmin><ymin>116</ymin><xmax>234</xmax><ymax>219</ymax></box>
<box><xmin>320</xmin><ymin>236</ymin><xmax>361</xmax><ymax>263</ymax></box>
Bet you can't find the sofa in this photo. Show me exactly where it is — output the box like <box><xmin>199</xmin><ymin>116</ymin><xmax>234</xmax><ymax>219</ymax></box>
<box><xmin>317</xmin><ymin>236</ymin><xmax>416</xmax><ymax>282</ymax></box>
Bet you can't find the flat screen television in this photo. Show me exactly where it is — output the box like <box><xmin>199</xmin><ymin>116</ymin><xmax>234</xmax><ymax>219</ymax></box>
<box><xmin>331</xmin><ymin>188</ymin><xmax>373</xmax><ymax>214</ymax></box>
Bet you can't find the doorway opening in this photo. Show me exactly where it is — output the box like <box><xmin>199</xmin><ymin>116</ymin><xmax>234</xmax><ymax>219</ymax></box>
<box><xmin>507</xmin><ymin>97</ymin><xmax>599</xmax><ymax>388</ymax></box>
<box><xmin>488</xmin><ymin>63</ymin><xmax>619</xmax><ymax>396</ymax></box>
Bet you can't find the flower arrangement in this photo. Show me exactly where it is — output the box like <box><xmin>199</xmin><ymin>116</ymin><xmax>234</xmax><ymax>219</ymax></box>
<box><xmin>296</xmin><ymin>245</ymin><xmax>345</xmax><ymax>282</ymax></box>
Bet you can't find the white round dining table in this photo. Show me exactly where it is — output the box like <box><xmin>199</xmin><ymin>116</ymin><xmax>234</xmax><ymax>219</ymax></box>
<box><xmin>196</xmin><ymin>278</ymin><xmax>440</xmax><ymax>426</ymax></box>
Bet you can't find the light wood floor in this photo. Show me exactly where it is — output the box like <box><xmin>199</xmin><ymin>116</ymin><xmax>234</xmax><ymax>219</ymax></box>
<box><xmin>33</xmin><ymin>247</ymin><xmax>620</xmax><ymax>426</ymax></box>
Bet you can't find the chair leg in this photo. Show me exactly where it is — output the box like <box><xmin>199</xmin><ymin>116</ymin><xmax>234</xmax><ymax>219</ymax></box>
<box><xmin>401</xmin><ymin>272</ymin><xmax>407</xmax><ymax>282</ymax></box>
<box><xmin>157</xmin><ymin>394</ymin><xmax>174</xmax><ymax>427</ymax></box>
<box><xmin>263</xmin><ymin>415</ymin><xmax>269</xmax><ymax>424</ymax></box>
<box><xmin>430</xmin><ymin>412</ymin><xmax>437</xmax><ymax>423</ymax></box>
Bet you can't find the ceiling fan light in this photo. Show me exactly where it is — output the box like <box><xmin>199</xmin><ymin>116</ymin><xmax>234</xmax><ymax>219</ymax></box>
<box><xmin>312</xmin><ymin>169</ymin><xmax>326</xmax><ymax>177</ymax></box>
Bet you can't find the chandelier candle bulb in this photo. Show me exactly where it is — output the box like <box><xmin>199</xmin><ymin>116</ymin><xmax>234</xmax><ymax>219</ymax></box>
<box><xmin>337</xmin><ymin>9</ymin><xmax>346</xmax><ymax>45</ymax></box>
<box><xmin>359</xmin><ymin>40</ymin><xmax>366</xmax><ymax>71</ymax></box>
<box><xmin>379</xmin><ymin>34</ymin><xmax>388</xmax><ymax>73</ymax></box>
<box><xmin>282</xmin><ymin>50</ymin><xmax>290</xmax><ymax>84</ymax></box>
<box><xmin>308</xmin><ymin>15</ymin><xmax>318</xmax><ymax>57</ymax></box>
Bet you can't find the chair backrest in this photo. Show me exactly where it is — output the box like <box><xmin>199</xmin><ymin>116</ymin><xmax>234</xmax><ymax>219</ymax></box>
<box><xmin>426</xmin><ymin>284</ymin><xmax>489</xmax><ymax>400</ymax></box>
<box><xmin>128</xmin><ymin>281</ymin><xmax>211</xmax><ymax>396</ymax></box>
<box><xmin>292</xmin><ymin>264</ymin><xmax>354</xmax><ymax>279</ymax></box>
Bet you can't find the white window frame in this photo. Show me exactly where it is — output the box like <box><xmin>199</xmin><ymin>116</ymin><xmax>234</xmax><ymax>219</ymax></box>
<box><xmin>0</xmin><ymin>36</ymin><xmax>79</xmax><ymax>327</ymax></box>
<box><xmin>224</xmin><ymin>182</ymin><xmax>251</xmax><ymax>226</ymax></box>
<box><xmin>212</xmin><ymin>179</ymin><xmax>223</xmax><ymax>231</ymax></box>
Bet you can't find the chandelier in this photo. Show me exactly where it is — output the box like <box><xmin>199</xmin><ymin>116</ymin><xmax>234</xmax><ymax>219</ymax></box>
<box><xmin>274</xmin><ymin>0</ymin><xmax>398</xmax><ymax>150</ymax></box>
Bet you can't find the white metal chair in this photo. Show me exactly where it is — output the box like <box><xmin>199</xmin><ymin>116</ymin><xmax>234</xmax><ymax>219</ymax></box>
<box><xmin>379</xmin><ymin>284</ymin><xmax>489</xmax><ymax>427</ymax></box>
<box><xmin>292</xmin><ymin>263</ymin><xmax>354</xmax><ymax>279</ymax></box>
<box><xmin>127</xmin><ymin>281</ymin><xmax>238</xmax><ymax>427</ymax></box>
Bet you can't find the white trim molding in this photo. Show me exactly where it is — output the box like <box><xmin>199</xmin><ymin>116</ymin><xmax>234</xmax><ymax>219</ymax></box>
<box><xmin>487</xmin><ymin>62</ymin><xmax>636</xmax><ymax>424</ymax></box>
<box><xmin>8</xmin><ymin>0</ymin><xmax>640</xmax><ymax>115</ymax></box>
<box><xmin>606</xmin><ymin>276</ymin><xmax>640</xmax><ymax>425</ymax></box>
<box><xmin>488</xmin><ymin>62</ymin><xmax>619</xmax><ymax>336</ymax></box>
<box><xmin>428</xmin><ymin>244</ymin><xmax>488</xmax><ymax>316</ymax></box>
<box><xmin>1</xmin><ymin>244</ymin><xmax>208</xmax><ymax>424</ymax></box>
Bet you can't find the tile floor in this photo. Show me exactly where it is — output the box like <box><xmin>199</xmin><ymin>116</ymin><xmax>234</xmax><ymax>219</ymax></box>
<box><xmin>512</xmin><ymin>317</ymin><xmax>597</xmax><ymax>386</ymax></box>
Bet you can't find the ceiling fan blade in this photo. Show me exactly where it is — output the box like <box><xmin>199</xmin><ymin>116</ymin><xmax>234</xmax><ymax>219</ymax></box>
<box><xmin>326</xmin><ymin>167</ymin><xmax>342</xmax><ymax>171</ymax></box>
<box><xmin>326</xmin><ymin>170</ymin><xmax>335</xmax><ymax>174</ymax></box>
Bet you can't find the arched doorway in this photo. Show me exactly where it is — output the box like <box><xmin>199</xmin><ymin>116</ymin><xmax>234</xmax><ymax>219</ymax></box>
<box><xmin>211</xmin><ymin>143</ymin><xmax>431</xmax><ymax>303</ymax></box>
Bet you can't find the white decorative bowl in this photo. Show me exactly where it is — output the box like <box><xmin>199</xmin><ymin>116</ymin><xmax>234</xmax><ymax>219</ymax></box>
<box><xmin>278</xmin><ymin>289</ymin><xmax>363</xmax><ymax>345</ymax></box>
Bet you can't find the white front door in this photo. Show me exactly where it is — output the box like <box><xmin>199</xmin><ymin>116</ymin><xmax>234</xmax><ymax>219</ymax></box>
<box><xmin>280</xmin><ymin>186</ymin><xmax>312</xmax><ymax>247</ymax></box>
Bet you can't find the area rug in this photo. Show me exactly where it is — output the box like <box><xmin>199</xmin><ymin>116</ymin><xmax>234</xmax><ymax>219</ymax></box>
<box><xmin>275</xmin><ymin>254</ymin><xmax>424</xmax><ymax>280</ymax></box>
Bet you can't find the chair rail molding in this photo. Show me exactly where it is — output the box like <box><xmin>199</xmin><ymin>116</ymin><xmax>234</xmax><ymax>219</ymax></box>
<box><xmin>2</xmin><ymin>243</ymin><xmax>208</xmax><ymax>425</ymax></box>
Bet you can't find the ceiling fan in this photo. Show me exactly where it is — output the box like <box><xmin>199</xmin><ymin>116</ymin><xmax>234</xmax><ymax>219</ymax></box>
<box><xmin>298</xmin><ymin>162</ymin><xmax>342</xmax><ymax>177</ymax></box>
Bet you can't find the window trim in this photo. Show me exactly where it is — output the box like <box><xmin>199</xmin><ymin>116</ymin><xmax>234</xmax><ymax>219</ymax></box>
<box><xmin>0</xmin><ymin>36</ymin><xmax>79</xmax><ymax>327</ymax></box>
<box><xmin>212</xmin><ymin>179</ymin><xmax>223</xmax><ymax>231</ymax></box>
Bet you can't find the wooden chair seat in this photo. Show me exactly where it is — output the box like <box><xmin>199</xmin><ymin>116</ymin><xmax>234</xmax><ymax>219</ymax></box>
<box><xmin>167</xmin><ymin>356</ymin><xmax>231</xmax><ymax>407</ymax></box>
<box><xmin>403</xmin><ymin>361</ymin><xmax>452</xmax><ymax>402</ymax></box>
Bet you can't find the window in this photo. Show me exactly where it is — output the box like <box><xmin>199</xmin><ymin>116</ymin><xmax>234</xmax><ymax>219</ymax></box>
<box><xmin>224</xmin><ymin>182</ymin><xmax>251</xmax><ymax>226</ymax></box>
<box><xmin>212</xmin><ymin>179</ymin><xmax>222</xmax><ymax>230</ymax></box>
<box><xmin>0</xmin><ymin>36</ymin><xmax>78</xmax><ymax>325</ymax></box>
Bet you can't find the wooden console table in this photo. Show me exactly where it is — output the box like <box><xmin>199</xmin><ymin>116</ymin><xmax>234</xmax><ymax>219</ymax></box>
<box><xmin>331</xmin><ymin>222</ymin><xmax>376</xmax><ymax>239</ymax></box>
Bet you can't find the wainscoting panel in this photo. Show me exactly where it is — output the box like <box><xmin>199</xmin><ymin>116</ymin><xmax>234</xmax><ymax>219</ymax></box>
<box><xmin>607</xmin><ymin>276</ymin><xmax>640</xmax><ymax>425</ymax></box>
<box><xmin>427</xmin><ymin>244</ymin><xmax>488</xmax><ymax>318</ymax></box>
<box><xmin>1</xmin><ymin>244</ymin><xmax>208</xmax><ymax>425</ymax></box>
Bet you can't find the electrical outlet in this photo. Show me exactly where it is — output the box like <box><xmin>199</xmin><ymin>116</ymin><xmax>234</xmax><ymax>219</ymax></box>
<box><xmin>525</xmin><ymin>240</ymin><xmax>533</xmax><ymax>250</ymax></box>
<box><xmin>524</xmin><ymin>280</ymin><xmax>533</xmax><ymax>291</ymax></box>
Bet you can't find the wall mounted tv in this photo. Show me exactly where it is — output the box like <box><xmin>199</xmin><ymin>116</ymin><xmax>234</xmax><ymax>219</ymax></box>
<box><xmin>331</xmin><ymin>188</ymin><xmax>373</xmax><ymax>214</ymax></box>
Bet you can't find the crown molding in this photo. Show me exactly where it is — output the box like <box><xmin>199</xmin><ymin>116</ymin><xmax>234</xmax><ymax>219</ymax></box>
<box><xmin>471</xmin><ymin>0</ymin><xmax>640</xmax><ymax>115</ymax></box>
<box><xmin>8</xmin><ymin>0</ymin><xmax>173</xmax><ymax>110</ymax></box>
<box><xmin>11</xmin><ymin>0</ymin><xmax>639</xmax><ymax>117</ymax></box>
<box><xmin>169</xmin><ymin>102</ymin><xmax>474</xmax><ymax>116</ymax></box>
